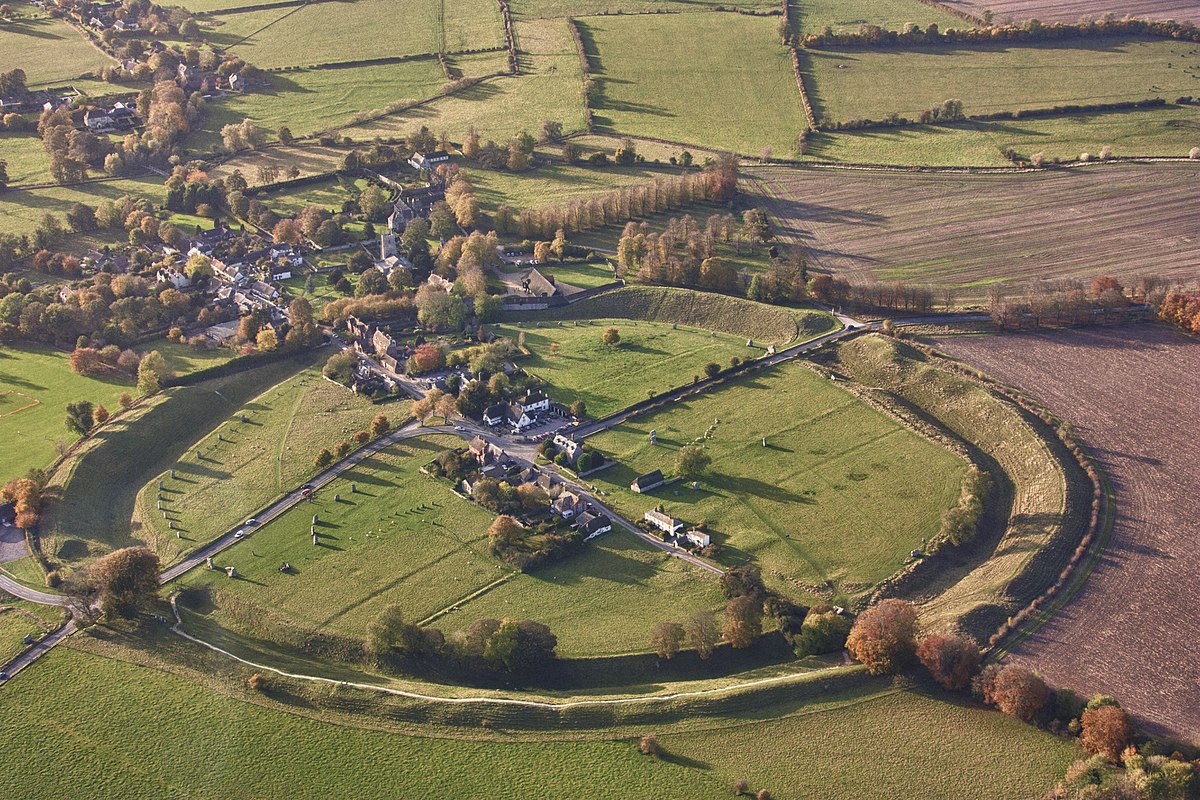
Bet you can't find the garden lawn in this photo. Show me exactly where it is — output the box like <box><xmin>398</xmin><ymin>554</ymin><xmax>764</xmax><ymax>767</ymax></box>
<box><xmin>588</xmin><ymin>362</ymin><xmax>967</xmax><ymax>604</ymax></box>
<box><xmin>207</xmin><ymin>145</ymin><xmax>350</xmax><ymax>186</ymax></box>
<box><xmin>0</xmin><ymin>133</ymin><xmax>52</xmax><ymax>186</ymax></box>
<box><xmin>132</xmin><ymin>365</ymin><xmax>387</xmax><ymax>560</ymax></box>
<box><xmin>351</xmin><ymin>19</ymin><xmax>588</xmax><ymax>141</ymax></box>
<box><xmin>445</xmin><ymin>528</ymin><xmax>725</xmax><ymax>656</ymax></box>
<box><xmin>584</xmin><ymin>13</ymin><xmax>806</xmax><ymax>155</ymax></box>
<box><xmin>496</xmin><ymin>319</ymin><xmax>762</xmax><ymax>417</ymax></box>
<box><xmin>214</xmin><ymin>0</ymin><xmax>503</xmax><ymax>68</ymax></box>
<box><xmin>0</xmin><ymin>11</ymin><xmax>115</xmax><ymax>86</ymax></box>
<box><xmin>0</xmin><ymin>647</ymin><xmax>728</xmax><ymax>799</ymax></box>
<box><xmin>793</xmin><ymin>0</ymin><xmax>965</xmax><ymax>34</ymax></box>
<box><xmin>173</xmin><ymin>435</ymin><xmax>509</xmax><ymax>638</ymax></box>
<box><xmin>279</xmin><ymin>273</ymin><xmax>351</xmax><ymax>311</ymax></box>
<box><xmin>805</xmin><ymin>38</ymin><xmax>1200</xmax><ymax>123</ymax></box>
<box><xmin>0</xmin><ymin>345</ymin><xmax>131</xmax><ymax>479</ymax></box>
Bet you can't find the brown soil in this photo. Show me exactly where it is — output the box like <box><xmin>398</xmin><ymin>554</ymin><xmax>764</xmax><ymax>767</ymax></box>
<box><xmin>933</xmin><ymin>324</ymin><xmax>1200</xmax><ymax>745</ymax></box>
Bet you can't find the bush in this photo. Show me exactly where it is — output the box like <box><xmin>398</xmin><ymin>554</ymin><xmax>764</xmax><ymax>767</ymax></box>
<box><xmin>845</xmin><ymin>599</ymin><xmax>918</xmax><ymax>675</ymax></box>
<box><xmin>638</xmin><ymin>734</ymin><xmax>662</xmax><ymax>756</ymax></box>
<box><xmin>792</xmin><ymin>610</ymin><xmax>852</xmax><ymax>657</ymax></box>
<box><xmin>916</xmin><ymin>634</ymin><xmax>980</xmax><ymax>690</ymax></box>
<box><xmin>974</xmin><ymin>663</ymin><xmax>1049</xmax><ymax>722</ymax></box>
<box><xmin>1081</xmin><ymin>704</ymin><xmax>1132</xmax><ymax>761</ymax></box>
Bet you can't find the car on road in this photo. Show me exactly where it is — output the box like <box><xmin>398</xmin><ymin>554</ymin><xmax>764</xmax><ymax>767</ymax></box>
<box><xmin>245</xmin><ymin>517</ymin><xmax>258</xmax><ymax>526</ymax></box>
<box><xmin>0</xmin><ymin>671</ymin><xmax>8</xmax><ymax>681</ymax></box>
<box><xmin>234</xmin><ymin>531</ymin><xmax>245</xmax><ymax>539</ymax></box>
<box><xmin>453</xmin><ymin>425</ymin><xmax>465</xmax><ymax>431</ymax></box>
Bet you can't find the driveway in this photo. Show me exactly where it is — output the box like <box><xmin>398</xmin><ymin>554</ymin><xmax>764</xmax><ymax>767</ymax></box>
<box><xmin>0</xmin><ymin>524</ymin><xmax>28</xmax><ymax>565</ymax></box>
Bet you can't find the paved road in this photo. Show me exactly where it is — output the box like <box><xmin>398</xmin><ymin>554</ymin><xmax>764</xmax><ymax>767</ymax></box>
<box><xmin>0</xmin><ymin>620</ymin><xmax>75</xmax><ymax>684</ymax></box>
<box><xmin>0</xmin><ymin>573</ymin><xmax>71</xmax><ymax>607</ymax></box>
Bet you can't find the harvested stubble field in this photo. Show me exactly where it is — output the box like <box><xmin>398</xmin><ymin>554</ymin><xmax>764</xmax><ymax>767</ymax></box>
<box><xmin>208</xmin><ymin>0</ymin><xmax>504</xmax><ymax>68</ymax></box>
<box><xmin>581</xmin><ymin>13</ymin><xmax>807</xmax><ymax>156</ymax></box>
<box><xmin>934</xmin><ymin>325</ymin><xmax>1200</xmax><ymax>745</ymax></box>
<box><xmin>747</xmin><ymin>162</ymin><xmax>1200</xmax><ymax>299</ymax></box>
<box><xmin>804</xmin><ymin>38</ymin><xmax>1200</xmax><ymax>124</ymax></box>
<box><xmin>495</xmin><ymin>319</ymin><xmax>762</xmax><ymax>417</ymax></box>
<box><xmin>588</xmin><ymin>361</ymin><xmax>967</xmax><ymax>604</ymax></box>
<box><xmin>956</xmin><ymin>0</ymin><xmax>1200</xmax><ymax>24</ymax></box>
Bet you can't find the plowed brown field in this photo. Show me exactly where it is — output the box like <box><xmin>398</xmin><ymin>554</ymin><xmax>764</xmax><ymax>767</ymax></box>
<box><xmin>934</xmin><ymin>325</ymin><xmax>1200</xmax><ymax>744</ymax></box>
<box><xmin>954</xmin><ymin>0</ymin><xmax>1200</xmax><ymax>25</ymax></box>
<box><xmin>748</xmin><ymin>163</ymin><xmax>1200</xmax><ymax>300</ymax></box>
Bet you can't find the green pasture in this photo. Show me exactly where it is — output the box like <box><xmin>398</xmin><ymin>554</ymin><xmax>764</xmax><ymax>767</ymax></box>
<box><xmin>512</xmin><ymin>0</ymin><xmax>778</xmax><ymax>20</ymax></box>
<box><xmin>497</xmin><ymin>318</ymin><xmax>761</xmax><ymax>417</ymax></box>
<box><xmin>469</xmin><ymin>162</ymin><xmax>676</xmax><ymax>215</ymax></box>
<box><xmin>0</xmin><ymin>176</ymin><xmax>165</xmax><ymax>237</ymax></box>
<box><xmin>584</xmin><ymin>13</ymin><xmax>806</xmax><ymax>156</ymax></box>
<box><xmin>0</xmin><ymin>596</ymin><xmax>64</xmax><ymax>664</ymax></box>
<box><xmin>256</xmin><ymin>173</ymin><xmax>372</xmax><ymax>217</ymax></box>
<box><xmin>0</xmin><ymin>133</ymin><xmax>52</xmax><ymax>186</ymax></box>
<box><xmin>588</xmin><ymin>362</ymin><xmax>967</xmax><ymax>604</ymax></box>
<box><xmin>538</xmin><ymin>260</ymin><xmax>619</xmax><ymax>290</ymax></box>
<box><xmin>806</xmin><ymin>38</ymin><xmax>1200</xmax><ymax>123</ymax></box>
<box><xmin>0</xmin><ymin>11</ymin><xmax>115</xmax><ymax>86</ymax></box>
<box><xmin>132</xmin><ymin>365</ymin><xmax>385</xmax><ymax>559</ymax></box>
<box><xmin>792</xmin><ymin>0</ymin><xmax>965</xmax><ymax>34</ymax></box>
<box><xmin>133</xmin><ymin>340</ymin><xmax>237</xmax><ymax>379</ymax></box>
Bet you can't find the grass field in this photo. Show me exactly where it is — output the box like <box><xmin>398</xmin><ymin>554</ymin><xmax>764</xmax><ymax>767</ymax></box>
<box><xmin>469</xmin><ymin>162</ymin><xmax>678</xmax><ymax>215</ymax></box>
<box><xmin>496</xmin><ymin>319</ymin><xmax>762</xmax><ymax>417</ymax></box>
<box><xmin>0</xmin><ymin>133</ymin><xmax>51</xmax><ymax>186</ymax></box>
<box><xmin>173</xmin><ymin>434</ymin><xmax>510</xmax><ymax>639</ymax></box>
<box><xmin>209</xmin><ymin>0</ymin><xmax>504</xmax><ymax>68</ymax></box>
<box><xmin>0</xmin><ymin>345</ymin><xmax>133</xmax><ymax>480</ymax></box>
<box><xmin>132</xmin><ymin>365</ymin><xmax>386</xmax><ymax>558</ymax></box>
<box><xmin>506</xmin><ymin>286</ymin><xmax>836</xmax><ymax>345</ymax></box>
<box><xmin>133</xmin><ymin>340</ymin><xmax>237</xmax><ymax>379</ymax></box>
<box><xmin>957</xmin><ymin>0</ymin><xmax>1200</xmax><ymax>25</ymax></box>
<box><xmin>806</xmin><ymin>38</ymin><xmax>1200</xmax><ymax>123</ymax></box>
<box><xmin>537</xmin><ymin>260</ymin><xmax>619</xmax><ymax>290</ymax></box>
<box><xmin>207</xmin><ymin>144</ymin><xmax>351</xmax><ymax>186</ymax></box>
<box><xmin>588</xmin><ymin>362</ymin><xmax>967</xmax><ymax>604</ymax></box>
<box><xmin>188</xmin><ymin>61</ymin><xmax>449</xmax><ymax>152</ymax></box>
<box><xmin>40</xmin><ymin>352</ymin><xmax>323</xmax><ymax>570</ymax></box>
<box><xmin>793</xmin><ymin>0</ymin><xmax>966</xmax><ymax>33</ymax></box>
<box><xmin>0</xmin><ymin>176</ymin><xmax>165</xmax><ymax>236</ymax></box>
<box><xmin>0</xmin><ymin>10</ymin><xmax>115</xmax><ymax>86</ymax></box>
<box><xmin>444</xmin><ymin>530</ymin><xmax>725</xmax><ymax>656</ymax></box>
<box><xmin>352</xmin><ymin>19</ymin><xmax>588</xmax><ymax>142</ymax></box>
<box><xmin>827</xmin><ymin>335</ymin><xmax>1075</xmax><ymax>637</ymax></box>
<box><xmin>748</xmin><ymin>161</ymin><xmax>1200</xmax><ymax>297</ymax></box>
<box><xmin>512</xmin><ymin>0</ymin><xmax>778</xmax><ymax>19</ymax></box>
<box><xmin>0</xmin><ymin>596</ymin><xmax>64</xmax><ymax>664</ymax></box>
<box><xmin>583</xmin><ymin>13</ymin><xmax>806</xmax><ymax>155</ymax></box>
<box><xmin>257</xmin><ymin>174</ymin><xmax>372</xmax><ymax>217</ymax></box>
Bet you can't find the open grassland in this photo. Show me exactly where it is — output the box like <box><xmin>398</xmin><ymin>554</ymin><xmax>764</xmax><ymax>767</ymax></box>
<box><xmin>0</xmin><ymin>133</ymin><xmax>52</xmax><ymax>186</ymax></box>
<box><xmin>583</xmin><ymin>13</ymin><xmax>806</xmax><ymax>155</ymax></box>
<box><xmin>40</xmin><ymin>352</ymin><xmax>320</xmax><ymax>570</ymax></box>
<box><xmin>133</xmin><ymin>365</ymin><xmax>386</xmax><ymax>554</ymax></box>
<box><xmin>0</xmin><ymin>175</ymin><xmax>164</xmax><ymax>236</ymax></box>
<box><xmin>468</xmin><ymin>162</ymin><xmax>678</xmax><ymax>215</ymax></box>
<box><xmin>209</xmin><ymin>0</ymin><xmax>503</xmax><ymax>68</ymax></box>
<box><xmin>801</xmin><ymin>104</ymin><xmax>1200</xmax><ymax>165</ymax></box>
<box><xmin>189</xmin><ymin>61</ymin><xmax>449</xmax><ymax>152</ymax></box>
<box><xmin>0</xmin><ymin>647</ymin><xmax>731</xmax><ymax>798</ymax></box>
<box><xmin>496</xmin><ymin>319</ymin><xmax>762</xmax><ymax>417</ymax></box>
<box><xmin>748</xmin><ymin>162</ymin><xmax>1200</xmax><ymax>298</ymax></box>
<box><xmin>0</xmin><ymin>346</ymin><xmax>131</xmax><ymax>479</ymax></box>
<box><xmin>793</xmin><ymin>0</ymin><xmax>965</xmax><ymax>33</ymax></box>
<box><xmin>957</xmin><ymin>0</ymin><xmax>1200</xmax><ymax>24</ymax></box>
<box><xmin>588</xmin><ymin>362</ymin><xmax>966</xmax><ymax>604</ymax></box>
<box><xmin>805</xmin><ymin>39</ymin><xmax>1200</xmax><ymax>123</ymax></box>
<box><xmin>444</xmin><ymin>531</ymin><xmax>725</xmax><ymax>656</ymax></box>
<box><xmin>662</xmin><ymin>684</ymin><xmax>1077</xmax><ymax>800</ymax></box>
<box><xmin>0</xmin><ymin>595</ymin><xmax>64</xmax><ymax>664</ymax></box>
<box><xmin>352</xmin><ymin>19</ymin><xmax>588</xmax><ymax>142</ymax></box>
<box><xmin>512</xmin><ymin>0</ymin><xmax>778</xmax><ymax>19</ymax></box>
<box><xmin>173</xmin><ymin>435</ymin><xmax>509</xmax><ymax>639</ymax></box>
<box><xmin>0</xmin><ymin>10</ymin><xmax>115</xmax><ymax>86</ymax></box>
<box><xmin>827</xmin><ymin>335</ymin><xmax>1079</xmax><ymax>639</ymax></box>
<box><xmin>934</xmin><ymin>325</ymin><xmax>1200</xmax><ymax>744</ymax></box>
<box><xmin>506</xmin><ymin>286</ymin><xmax>835</xmax><ymax>345</ymax></box>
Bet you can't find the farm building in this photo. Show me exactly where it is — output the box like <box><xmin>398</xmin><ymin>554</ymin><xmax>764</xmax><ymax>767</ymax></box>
<box><xmin>631</xmin><ymin>470</ymin><xmax>665</xmax><ymax>493</ymax></box>
<box><xmin>645</xmin><ymin>510</ymin><xmax>684</xmax><ymax>536</ymax></box>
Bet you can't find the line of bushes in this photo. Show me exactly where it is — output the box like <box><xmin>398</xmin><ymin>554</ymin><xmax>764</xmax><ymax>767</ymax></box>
<box><xmin>497</xmin><ymin>0</ymin><xmax>518</xmax><ymax>75</ymax></box>
<box><xmin>802</xmin><ymin>17</ymin><xmax>1200</xmax><ymax>49</ymax></box>
<box><xmin>565</xmin><ymin>17</ymin><xmax>596</xmax><ymax>132</ymax></box>
<box><xmin>790</xmin><ymin>48</ymin><xmax>818</xmax><ymax>130</ymax></box>
<box><xmin>823</xmin><ymin>97</ymin><xmax>1171</xmax><ymax>133</ymax></box>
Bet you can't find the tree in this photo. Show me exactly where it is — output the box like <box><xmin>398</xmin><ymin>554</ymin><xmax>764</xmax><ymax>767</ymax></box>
<box><xmin>313</xmin><ymin>448</ymin><xmax>333</xmax><ymax>469</ymax></box>
<box><xmin>137</xmin><ymin>350</ymin><xmax>169</xmax><ymax>395</ymax></box>
<box><xmin>723</xmin><ymin>595</ymin><xmax>762</xmax><ymax>648</ymax></box>
<box><xmin>359</xmin><ymin>185</ymin><xmax>390</xmax><ymax>222</ymax></box>
<box><xmin>65</xmin><ymin>401</ymin><xmax>95</xmax><ymax>436</ymax></box>
<box><xmin>255</xmin><ymin>326</ymin><xmax>278</xmax><ymax>351</ymax></box>
<box><xmin>569</xmin><ymin>399</ymin><xmax>587</xmax><ymax>418</ymax></box>
<box><xmin>650</xmin><ymin>621</ymin><xmax>685</xmax><ymax>660</ymax></box>
<box><xmin>615</xmin><ymin>138</ymin><xmax>637</xmax><ymax>166</ymax></box>
<box><xmin>687</xmin><ymin>611</ymin><xmax>720</xmax><ymax>659</ymax></box>
<box><xmin>483</xmin><ymin>618</ymin><xmax>557</xmax><ymax>672</ymax></box>
<box><xmin>639</xmin><ymin>734</ymin><xmax>662</xmax><ymax>756</ymax></box>
<box><xmin>185</xmin><ymin>253</ymin><xmax>214</xmax><ymax>280</ymax></box>
<box><xmin>845</xmin><ymin>599</ymin><xmax>918</xmax><ymax>675</ymax></box>
<box><xmin>975</xmin><ymin>663</ymin><xmax>1049</xmax><ymax>722</ymax></box>
<box><xmin>916</xmin><ymin>634</ymin><xmax>980</xmax><ymax>691</ymax></box>
<box><xmin>371</xmin><ymin>414</ymin><xmax>390</xmax><ymax>437</ymax></box>
<box><xmin>506</xmin><ymin>138</ymin><xmax>530</xmax><ymax>172</ymax></box>
<box><xmin>323</xmin><ymin>351</ymin><xmax>354</xmax><ymax>386</ymax></box>
<box><xmin>720</xmin><ymin>564</ymin><xmax>765</xmax><ymax>601</ymax></box>
<box><xmin>87</xmin><ymin>546</ymin><xmax>160</xmax><ymax>619</ymax></box>
<box><xmin>1081</xmin><ymin>704</ymin><xmax>1133</xmax><ymax>761</ymax></box>
<box><xmin>602</xmin><ymin>327</ymin><xmax>621</xmax><ymax>347</ymax></box>
<box><xmin>792</xmin><ymin>610</ymin><xmax>852</xmax><ymax>657</ymax></box>
<box><xmin>488</xmin><ymin>515</ymin><xmax>522</xmax><ymax>549</ymax></box>
<box><xmin>675</xmin><ymin>444</ymin><xmax>711</xmax><ymax>480</ymax></box>
<box><xmin>539</xmin><ymin>119</ymin><xmax>563</xmax><ymax>143</ymax></box>
<box><xmin>92</xmin><ymin>404</ymin><xmax>110</xmax><ymax>426</ymax></box>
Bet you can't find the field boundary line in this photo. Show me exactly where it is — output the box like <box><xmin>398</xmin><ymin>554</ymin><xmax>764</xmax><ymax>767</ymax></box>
<box><xmin>222</xmin><ymin>1</ymin><xmax>311</xmax><ymax>51</ymax></box>
<box><xmin>416</xmin><ymin>572</ymin><xmax>516</xmax><ymax>626</ymax></box>
<box><xmin>168</xmin><ymin>594</ymin><xmax>853</xmax><ymax>709</ymax></box>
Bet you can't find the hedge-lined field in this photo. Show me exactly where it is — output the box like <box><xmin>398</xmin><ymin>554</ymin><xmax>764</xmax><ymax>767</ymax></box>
<box><xmin>793</xmin><ymin>0</ymin><xmax>965</xmax><ymax>34</ymax></box>
<box><xmin>588</xmin><ymin>362</ymin><xmax>966</xmax><ymax>604</ymax></box>
<box><xmin>0</xmin><ymin>176</ymin><xmax>164</xmax><ymax>236</ymax></box>
<box><xmin>207</xmin><ymin>144</ymin><xmax>351</xmax><ymax>186</ymax></box>
<box><xmin>0</xmin><ymin>133</ymin><xmax>52</xmax><ymax>186</ymax></box>
<box><xmin>495</xmin><ymin>319</ymin><xmax>762</xmax><ymax>417</ymax></box>
<box><xmin>352</xmin><ymin>20</ymin><xmax>588</xmax><ymax>143</ymax></box>
<box><xmin>469</xmin><ymin>162</ymin><xmax>676</xmax><ymax>215</ymax></box>
<box><xmin>806</xmin><ymin>38</ymin><xmax>1200</xmax><ymax>123</ymax></box>
<box><xmin>0</xmin><ymin>12</ymin><xmax>115</xmax><ymax>86</ymax></box>
<box><xmin>513</xmin><ymin>0</ymin><xmax>778</xmax><ymax>19</ymax></box>
<box><xmin>584</xmin><ymin>13</ymin><xmax>806</xmax><ymax>156</ymax></box>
